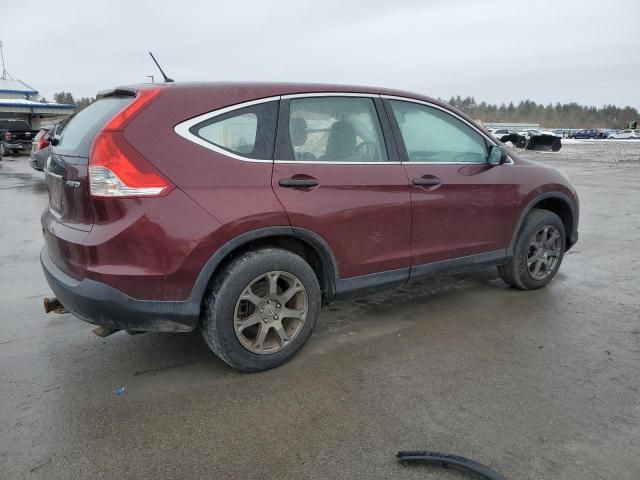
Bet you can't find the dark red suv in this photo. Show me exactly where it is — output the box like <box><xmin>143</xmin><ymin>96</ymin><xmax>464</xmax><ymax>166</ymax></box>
<box><xmin>41</xmin><ymin>82</ymin><xmax>579</xmax><ymax>371</ymax></box>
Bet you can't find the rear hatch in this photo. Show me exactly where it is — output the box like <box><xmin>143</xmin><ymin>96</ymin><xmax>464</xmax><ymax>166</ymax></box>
<box><xmin>45</xmin><ymin>96</ymin><xmax>134</xmax><ymax>231</ymax></box>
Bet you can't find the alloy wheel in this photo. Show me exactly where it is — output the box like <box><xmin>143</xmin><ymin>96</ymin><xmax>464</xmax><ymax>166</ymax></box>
<box><xmin>234</xmin><ymin>271</ymin><xmax>308</xmax><ymax>354</ymax></box>
<box><xmin>527</xmin><ymin>225</ymin><xmax>562</xmax><ymax>280</ymax></box>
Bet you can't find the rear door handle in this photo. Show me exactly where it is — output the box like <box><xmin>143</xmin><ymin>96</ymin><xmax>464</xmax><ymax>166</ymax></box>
<box><xmin>412</xmin><ymin>178</ymin><xmax>441</xmax><ymax>186</ymax></box>
<box><xmin>279</xmin><ymin>178</ymin><xmax>319</xmax><ymax>188</ymax></box>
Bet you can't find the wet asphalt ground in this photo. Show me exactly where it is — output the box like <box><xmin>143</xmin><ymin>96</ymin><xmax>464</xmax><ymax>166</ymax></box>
<box><xmin>0</xmin><ymin>140</ymin><xmax>639</xmax><ymax>479</ymax></box>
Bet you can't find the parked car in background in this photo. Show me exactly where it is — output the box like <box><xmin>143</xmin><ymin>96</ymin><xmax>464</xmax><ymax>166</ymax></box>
<box><xmin>41</xmin><ymin>82</ymin><xmax>579</xmax><ymax>371</ymax></box>
<box><xmin>490</xmin><ymin>128</ymin><xmax>519</xmax><ymax>139</ymax></box>
<box><xmin>521</xmin><ymin>128</ymin><xmax>560</xmax><ymax>137</ymax></box>
<box><xmin>607</xmin><ymin>129</ymin><xmax>640</xmax><ymax>139</ymax></box>
<box><xmin>30</xmin><ymin>121</ymin><xmax>68</xmax><ymax>171</ymax></box>
<box><xmin>0</xmin><ymin>119</ymin><xmax>39</xmax><ymax>156</ymax></box>
<box><xmin>30</xmin><ymin>126</ymin><xmax>53</xmax><ymax>171</ymax></box>
<box><xmin>569</xmin><ymin>129</ymin><xmax>604</xmax><ymax>139</ymax></box>
<box><xmin>518</xmin><ymin>129</ymin><xmax>563</xmax><ymax>151</ymax></box>
<box><xmin>489</xmin><ymin>129</ymin><xmax>527</xmax><ymax>148</ymax></box>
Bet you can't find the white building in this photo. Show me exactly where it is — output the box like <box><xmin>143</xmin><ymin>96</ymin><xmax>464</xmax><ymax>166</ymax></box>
<box><xmin>0</xmin><ymin>78</ymin><xmax>74</xmax><ymax>129</ymax></box>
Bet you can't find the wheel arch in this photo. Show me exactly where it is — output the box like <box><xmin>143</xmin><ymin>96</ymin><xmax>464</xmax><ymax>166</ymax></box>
<box><xmin>509</xmin><ymin>192</ymin><xmax>577</xmax><ymax>253</ymax></box>
<box><xmin>189</xmin><ymin>227</ymin><xmax>339</xmax><ymax>312</ymax></box>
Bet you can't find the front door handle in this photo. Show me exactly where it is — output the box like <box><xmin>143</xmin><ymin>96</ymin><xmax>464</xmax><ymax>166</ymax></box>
<box><xmin>279</xmin><ymin>178</ymin><xmax>319</xmax><ymax>188</ymax></box>
<box><xmin>412</xmin><ymin>177</ymin><xmax>441</xmax><ymax>187</ymax></box>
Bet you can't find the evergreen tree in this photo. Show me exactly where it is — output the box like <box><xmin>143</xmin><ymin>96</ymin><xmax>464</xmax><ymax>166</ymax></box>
<box><xmin>444</xmin><ymin>97</ymin><xmax>638</xmax><ymax>128</ymax></box>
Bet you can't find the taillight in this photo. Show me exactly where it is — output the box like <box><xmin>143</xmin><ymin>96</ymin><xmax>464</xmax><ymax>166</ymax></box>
<box><xmin>89</xmin><ymin>88</ymin><xmax>173</xmax><ymax>198</ymax></box>
<box><xmin>37</xmin><ymin>135</ymin><xmax>50</xmax><ymax>151</ymax></box>
<box><xmin>103</xmin><ymin>88</ymin><xmax>162</xmax><ymax>130</ymax></box>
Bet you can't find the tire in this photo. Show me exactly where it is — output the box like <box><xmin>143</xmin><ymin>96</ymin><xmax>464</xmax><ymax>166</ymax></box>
<box><xmin>498</xmin><ymin>209</ymin><xmax>566</xmax><ymax>290</ymax></box>
<box><xmin>201</xmin><ymin>247</ymin><xmax>321</xmax><ymax>372</ymax></box>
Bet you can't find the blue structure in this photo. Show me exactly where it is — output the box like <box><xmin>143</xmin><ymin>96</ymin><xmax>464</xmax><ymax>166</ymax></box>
<box><xmin>0</xmin><ymin>78</ymin><xmax>74</xmax><ymax>128</ymax></box>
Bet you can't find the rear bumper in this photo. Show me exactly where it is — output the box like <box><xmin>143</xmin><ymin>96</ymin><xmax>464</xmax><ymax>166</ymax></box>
<box><xmin>41</xmin><ymin>248</ymin><xmax>200</xmax><ymax>332</ymax></box>
<box><xmin>30</xmin><ymin>159</ymin><xmax>44</xmax><ymax>171</ymax></box>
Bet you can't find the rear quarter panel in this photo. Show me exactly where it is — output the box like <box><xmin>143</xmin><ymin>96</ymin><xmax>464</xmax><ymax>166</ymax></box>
<box><xmin>123</xmin><ymin>85</ymin><xmax>291</xmax><ymax>273</ymax></box>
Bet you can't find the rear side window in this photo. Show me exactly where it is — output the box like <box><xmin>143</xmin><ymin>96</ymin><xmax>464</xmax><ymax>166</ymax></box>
<box><xmin>283</xmin><ymin>97</ymin><xmax>387</xmax><ymax>162</ymax></box>
<box><xmin>190</xmin><ymin>101</ymin><xmax>278</xmax><ymax>160</ymax></box>
<box><xmin>389</xmin><ymin>100</ymin><xmax>487</xmax><ymax>163</ymax></box>
<box><xmin>56</xmin><ymin>97</ymin><xmax>132</xmax><ymax>157</ymax></box>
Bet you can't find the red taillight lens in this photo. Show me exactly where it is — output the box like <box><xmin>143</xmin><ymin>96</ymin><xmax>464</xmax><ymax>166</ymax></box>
<box><xmin>37</xmin><ymin>135</ymin><xmax>50</xmax><ymax>151</ymax></box>
<box><xmin>89</xmin><ymin>132</ymin><xmax>173</xmax><ymax>198</ymax></box>
<box><xmin>104</xmin><ymin>88</ymin><xmax>162</xmax><ymax>131</ymax></box>
<box><xmin>89</xmin><ymin>87</ymin><xmax>173</xmax><ymax>198</ymax></box>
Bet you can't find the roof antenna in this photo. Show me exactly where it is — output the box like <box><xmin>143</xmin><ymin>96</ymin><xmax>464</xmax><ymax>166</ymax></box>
<box><xmin>148</xmin><ymin>52</ymin><xmax>174</xmax><ymax>83</ymax></box>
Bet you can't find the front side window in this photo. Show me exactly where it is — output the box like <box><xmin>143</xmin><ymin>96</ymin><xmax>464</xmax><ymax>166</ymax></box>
<box><xmin>285</xmin><ymin>97</ymin><xmax>387</xmax><ymax>162</ymax></box>
<box><xmin>389</xmin><ymin>100</ymin><xmax>488</xmax><ymax>163</ymax></box>
<box><xmin>190</xmin><ymin>101</ymin><xmax>278</xmax><ymax>159</ymax></box>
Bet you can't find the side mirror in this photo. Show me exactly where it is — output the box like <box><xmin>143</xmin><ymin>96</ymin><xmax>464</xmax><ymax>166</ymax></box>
<box><xmin>488</xmin><ymin>145</ymin><xmax>507</xmax><ymax>165</ymax></box>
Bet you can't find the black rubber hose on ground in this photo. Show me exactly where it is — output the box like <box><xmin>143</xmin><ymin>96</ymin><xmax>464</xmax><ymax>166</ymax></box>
<box><xmin>397</xmin><ymin>450</ymin><xmax>507</xmax><ymax>480</ymax></box>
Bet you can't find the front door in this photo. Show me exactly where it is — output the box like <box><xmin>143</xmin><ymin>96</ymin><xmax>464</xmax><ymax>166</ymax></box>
<box><xmin>272</xmin><ymin>95</ymin><xmax>411</xmax><ymax>280</ymax></box>
<box><xmin>384</xmin><ymin>98</ymin><xmax>517</xmax><ymax>269</ymax></box>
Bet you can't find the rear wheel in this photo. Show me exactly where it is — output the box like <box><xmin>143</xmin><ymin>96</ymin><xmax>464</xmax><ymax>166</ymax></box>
<box><xmin>201</xmin><ymin>248</ymin><xmax>321</xmax><ymax>372</ymax></box>
<box><xmin>498</xmin><ymin>209</ymin><xmax>566</xmax><ymax>290</ymax></box>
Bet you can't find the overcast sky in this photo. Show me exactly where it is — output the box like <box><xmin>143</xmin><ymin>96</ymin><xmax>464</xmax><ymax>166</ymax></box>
<box><xmin>2</xmin><ymin>0</ymin><xmax>639</xmax><ymax>108</ymax></box>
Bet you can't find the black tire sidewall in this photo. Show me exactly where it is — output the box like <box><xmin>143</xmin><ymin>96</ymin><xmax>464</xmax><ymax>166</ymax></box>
<box><xmin>512</xmin><ymin>209</ymin><xmax>566</xmax><ymax>289</ymax></box>
<box><xmin>203</xmin><ymin>248</ymin><xmax>320</xmax><ymax>372</ymax></box>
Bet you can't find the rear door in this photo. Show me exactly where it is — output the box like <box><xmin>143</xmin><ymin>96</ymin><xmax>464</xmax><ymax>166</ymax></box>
<box><xmin>383</xmin><ymin>97</ymin><xmax>517</xmax><ymax>270</ymax></box>
<box><xmin>272</xmin><ymin>94</ymin><xmax>412</xmax><ymax>281</ymax></box>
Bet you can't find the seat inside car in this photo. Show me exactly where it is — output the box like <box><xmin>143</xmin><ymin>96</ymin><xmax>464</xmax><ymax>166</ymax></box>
<box><xmin>322</xmin><ymin>120</ymin><xmax>357</xmax><ymax>161</ymax></box>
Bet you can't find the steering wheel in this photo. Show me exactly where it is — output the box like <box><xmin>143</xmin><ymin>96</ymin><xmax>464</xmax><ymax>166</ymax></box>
<box><xmin>354</xmin><ymin>141</ymin><xmax>378</xmax><ymax>161</ymax></box>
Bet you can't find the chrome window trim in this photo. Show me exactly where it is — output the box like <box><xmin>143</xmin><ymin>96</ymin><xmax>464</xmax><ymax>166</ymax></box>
<box><xmin>173</xmin><ymin>91</ymin><xmax>514</xmax><ymax>166</ymax></box>
<box><xmin>173</xmin><ymin>95</ymin><xmax>281</xmax><ymax>163</ymax></box>
<box><xmin>381</xmin><ymin>94</ymin><xmax>514</xmax><ymax>165</ymax></box>
<box><xmin>274</xmin><ymin>161</ymin><xmax>401</xmax><ymax>165</ymax></box>
<box><xmin>282</xmin><ymin>92</ymin><xmax>379</xmax><ymax>100</ymax></box>
<box><xmin>277</xmin><ymin>92</ymin><xmax>394</xmax><ymax>165</ymax></box>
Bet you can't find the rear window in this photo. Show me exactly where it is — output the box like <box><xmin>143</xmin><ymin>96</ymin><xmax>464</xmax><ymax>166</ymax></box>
<box><xmin>0</xmin><ymin>120</ymin><xmax>30</xmax><ymax>130</ymax></box>
<box><xmin>55</xmin><ymin>97</ymin><xmax>132</xmax><ymax>157</ymax></box>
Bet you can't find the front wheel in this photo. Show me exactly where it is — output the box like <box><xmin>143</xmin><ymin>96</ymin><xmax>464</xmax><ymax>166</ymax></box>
<box><xmin>498</xmin><ymin>209</ymin><xmax>566</xmax><ymax>290</ymax></box>
<box><xmin>201</xmin><ymin>248</ymin><xmax>321</xmax><ymax>372</ymax></box>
